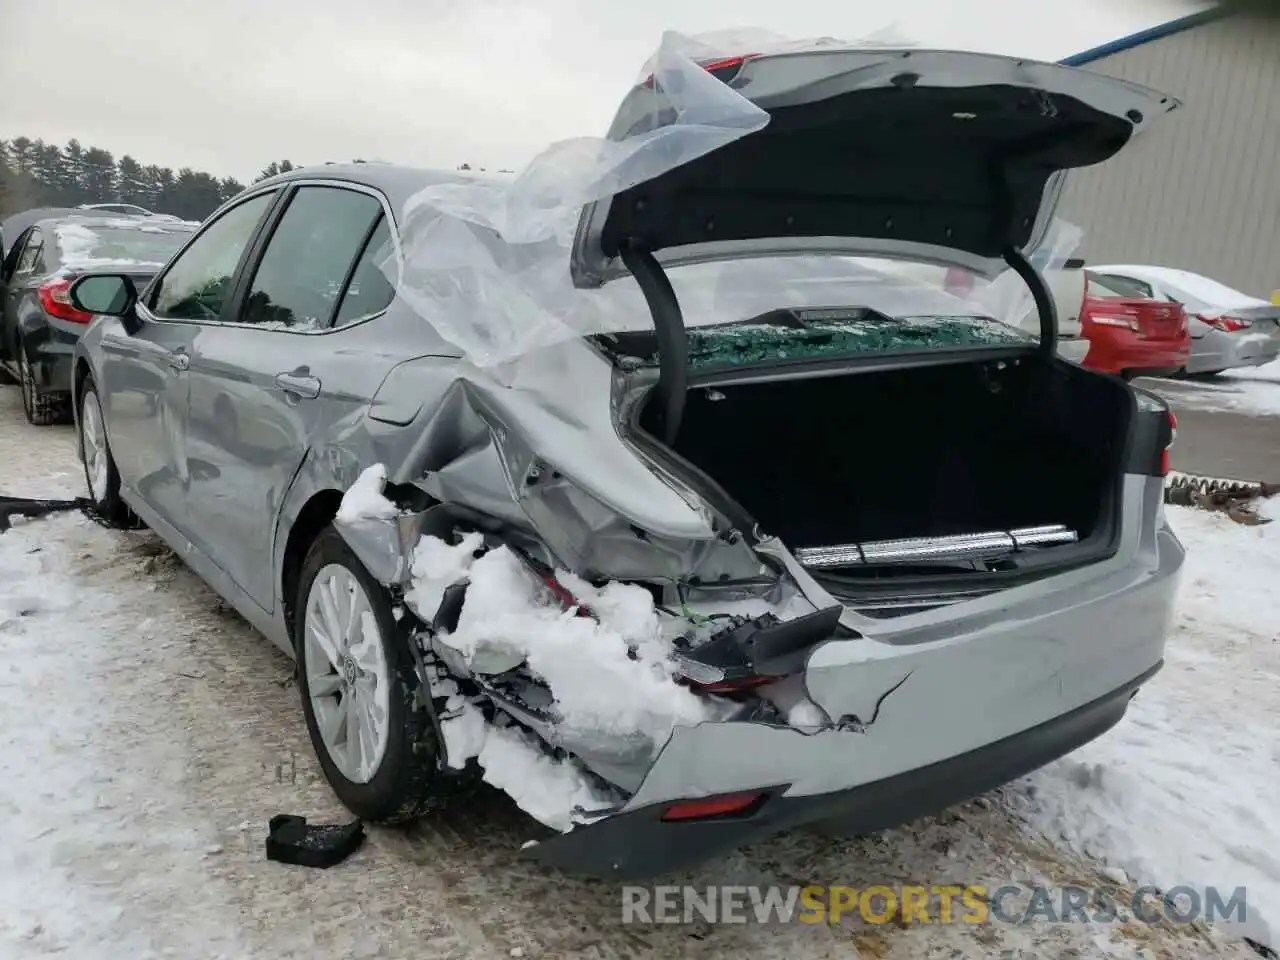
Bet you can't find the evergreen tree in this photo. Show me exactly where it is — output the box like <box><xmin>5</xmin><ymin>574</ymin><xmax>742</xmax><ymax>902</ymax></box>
<box><xmin>0</xmin><ymin>136</ymin><xmax>296</xmax><ymax>220</ymax></box>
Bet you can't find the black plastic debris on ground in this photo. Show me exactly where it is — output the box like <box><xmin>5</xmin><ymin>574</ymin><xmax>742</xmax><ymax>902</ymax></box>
<box><xmin>265</xmin><ymin>814</ymin><xmax>365</xmax><ymax>868</ymax></box>
<box><xmin>0</xmin><ymin>496</ymin><xmax>92</xmax><ymax>533</ymax></box>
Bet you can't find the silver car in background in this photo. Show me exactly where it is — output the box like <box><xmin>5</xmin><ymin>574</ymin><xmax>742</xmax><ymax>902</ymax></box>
<box><xmin>1090</xmin><ymin>265</ymin><xmax>1280</xmax><ymax>376</ymax></box>
<box><xmin>66</xmin><ymin>44</ymin><xmax>1184</xmax><ymax>878</ymax></box>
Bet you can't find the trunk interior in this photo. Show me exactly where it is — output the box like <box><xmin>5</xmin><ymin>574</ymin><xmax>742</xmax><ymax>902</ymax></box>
<box><xmin>640</xmin><ymin>355</ymin><xmax>1133</xmax><ymax>563</ymax></box>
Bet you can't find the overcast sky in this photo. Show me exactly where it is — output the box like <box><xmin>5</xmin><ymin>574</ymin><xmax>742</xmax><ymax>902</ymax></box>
<box><xmin>2</xmin><ymin>0</ymin><xmax>1209</xmax><ymax>183</ymax></box>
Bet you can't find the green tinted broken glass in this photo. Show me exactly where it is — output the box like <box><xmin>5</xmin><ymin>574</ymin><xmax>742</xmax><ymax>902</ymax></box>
<box><xmin>616</xmin><ymin>315</ymin><xmax>1034</xmax><ymax>371</ymax></box>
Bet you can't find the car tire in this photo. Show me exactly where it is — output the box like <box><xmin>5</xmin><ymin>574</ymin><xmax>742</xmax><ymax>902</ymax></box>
<box><xmin>18</xmin><ymin>344</ymin><xmax>63</xmax><ymax>426</ymax></box>
<box><xmin>295</xmin><ymin>525</ymin><xmax>453</xmax><ymax>824</ymax></box>
<box><xmin>79</xmin><ymin>378</ymin><xmax>136</xmax><ymax>528</ymax></box>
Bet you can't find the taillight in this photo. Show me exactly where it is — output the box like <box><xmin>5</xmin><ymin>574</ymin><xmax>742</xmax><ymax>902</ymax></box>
<box><xmin>540</xmin><ymin>574</ymin><xmax>593</xmax><ymax>618</ymax></box>
<box><xmin>1089</xmin><ymin>314</ymin><xmax>1140</xmax><ymax>331</ymax></box>
<box><xmin>682</xmin><ymin>674</ymin><xmax>778</xmax><ymax>694</ymax></box>
<box><xmin>1161</xmin><ymin>410</ymin><xmax>1177</xmax><ymax>476</ymax></box>
<box><xmin>660</xmin><ymin>791</ymin><xmax>765</xmax><ymax>822</ymax></box>
<box><xmin>1200</xmin><ymin>314</ymin><xmax>1251</xmax><ymax>333</ymax></box>
<box><xmin>37</xmin><ymin>279</ymin><xmax>95</xmax><ymax>323</ymax></box>
<box><xmin>642</xmin><ymin>53</ymin><xmax>758</xmax><ymax>89</ymax></box>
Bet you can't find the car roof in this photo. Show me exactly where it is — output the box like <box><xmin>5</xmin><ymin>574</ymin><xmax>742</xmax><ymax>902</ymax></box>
<box><xmin>2</xmin><ymin>207</ymin><xmax>85</xmax><ymax>243</ymax></box>
<box><xmin>1093</xmin><ymin>264</ymin><xmax>1266</xmax><ymax>308</ymax></box>
<box><xmin>250</xmin><ymin>162</ymin><xmax>498</xmax><ymax>216</ymax></box>
<box><xmin>30</xmin><ymin>214</ymin><xmax>198</xmax><ymax>234</ymax></box>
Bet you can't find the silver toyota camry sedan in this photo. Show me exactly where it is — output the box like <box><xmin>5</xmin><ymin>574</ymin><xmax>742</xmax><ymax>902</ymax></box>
<box><xmin>67</xmin><ymin>42</ymin><xmax>1185</xmax><ymax>878</ymax></box>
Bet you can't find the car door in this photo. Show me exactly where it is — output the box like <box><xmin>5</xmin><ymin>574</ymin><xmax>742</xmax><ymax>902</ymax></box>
<box><xmin>2</xmin><ymin>228</ymin><xmax>43</xmax><ymax>365</ymax></box>
<box><xmin>181</xmin><ymin>182</ymin><xmax>394</xmax><ymax>613</ymax></box>
<box><xmin>104</xmin><ymin>190</ymin><xmax>279</xmax><ymax>534</ymax></box>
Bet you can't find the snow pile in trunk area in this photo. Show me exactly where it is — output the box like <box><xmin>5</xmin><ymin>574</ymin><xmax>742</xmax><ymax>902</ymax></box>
<box><xmin>1018</xmin><ymin>502</ymin><xmax>1280</xmax><ymax>952</ymax></box>
<box><xmin>405</xmin><ymin>533</ymin><xmax>719</xmax><ymax>831</ymax></box>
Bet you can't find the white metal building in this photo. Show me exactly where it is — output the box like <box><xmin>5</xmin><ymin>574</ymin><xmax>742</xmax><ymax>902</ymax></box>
<box><xmin>1055</xmin><ymin>9</ymin><xmax>1280</xmax><ymax>298</ymax></box>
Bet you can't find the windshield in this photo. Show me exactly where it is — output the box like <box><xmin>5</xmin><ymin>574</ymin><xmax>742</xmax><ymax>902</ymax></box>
<box><xmin>54</xmin><ymin>220</ymin><xmax>192</xmax><ymax>269</ymax></box>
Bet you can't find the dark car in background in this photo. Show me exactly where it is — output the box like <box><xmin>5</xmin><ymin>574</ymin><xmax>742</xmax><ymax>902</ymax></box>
<box><xmin>0</xmin><ymin>214</ymin><xmax>196</xmax><ymax>424</ymax></box>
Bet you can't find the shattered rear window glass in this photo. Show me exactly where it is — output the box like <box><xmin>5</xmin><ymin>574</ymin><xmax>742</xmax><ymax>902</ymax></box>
<box><xmin>592</xmin><ymin>256</ymin><xmax>1033</xmax><ymax>370</ymax></box>
<box><xmin>596</xmin><ymin>314</ymin><xmax>1032</xmax><ymax>371</ymax></box>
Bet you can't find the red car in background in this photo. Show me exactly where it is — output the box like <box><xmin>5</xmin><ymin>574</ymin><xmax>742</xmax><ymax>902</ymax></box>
<box><xmin>1078</xmin><ymin>272</ymin><xmax>1190</xmax><ymax>380</ymax></box>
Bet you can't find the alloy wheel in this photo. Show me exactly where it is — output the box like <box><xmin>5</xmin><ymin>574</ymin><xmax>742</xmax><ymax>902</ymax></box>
<box><xmin>302</xmin><ymin>564</ymin><xmax>392</xmax><ymax>784</ymax></box>
<box><xmin>80</xmin><ymin>391</ymin><xmax>110</xmax><ymax>502</ymax></box>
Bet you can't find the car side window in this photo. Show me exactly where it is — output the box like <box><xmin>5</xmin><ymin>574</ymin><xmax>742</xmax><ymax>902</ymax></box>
<box><xmin>240</xmin><ymin>186</ymin><xmax>382</xmax><ymax>330</ymax></box>
<box><xmin>151</xmin><ymin>191</ymin><xmax>275</xmax><ymax>321</ymax></box>
<box><xmin>333</xmin><ymin>215</ymin><xmax>396</xmax><ymax>327</ymax></box>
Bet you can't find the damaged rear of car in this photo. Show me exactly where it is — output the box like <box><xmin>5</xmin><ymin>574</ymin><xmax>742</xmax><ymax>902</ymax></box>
<box><xmin>325</xmin><ymin>37</ymin><xmax>1188</xmax><ymax>878</ymax></box>
<box><xmin>123</xmin><ymin>36</ymin><xmax>1179</xmax><ymax>879</ymax></box>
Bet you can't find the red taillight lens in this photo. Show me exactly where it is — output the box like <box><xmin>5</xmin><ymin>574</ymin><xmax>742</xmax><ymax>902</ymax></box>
<box><xmin>660</xmin><ymin>791</ymin><xmax>764</xmax><ymax>822</ymax></box>
<box><xmin>683</xmin><ymin>674</ymin><xmax>778</xmax><ymax>694</ymax></box>
<box><xmin>1201</xmin><ymin>314</ymin><xmax>1251</xmax><ymax>333</ymax></box>
<box><xmin>1087</xmin><ymin>314</ymin><xmax>1140</xmax><ymax>332</ymax></box>
<box><xmin>1161</xmin><ymin>410</ymin><xmax>1177</xmax><ymax>476</ymax></box>
<box><xmin>37</xmin><ymin>279</ymin><xmax>95</xmax><ymax>323</ymax></box>
<box><xmin>540</xmin><ymin>575</ymin><xmax>593</xmax><ymax>618</ymax></box>
<box><xmin>944</xmin><ymin>267</ymin><xmax>975</xmax><ymax>298</ymax></box>
<box><xmin>642</xmin><ymin>53</ymin><xmax>758</xmax><ymax>89</ymax></box>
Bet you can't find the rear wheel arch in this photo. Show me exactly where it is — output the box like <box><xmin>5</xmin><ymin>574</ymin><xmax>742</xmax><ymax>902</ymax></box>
<box><xmin>281</xmin><ymin>488</ymin><xmax>345</xmax><ymax>644</ymax></box>
<box><xmin>72</xmin><ymin>358</ymin><xmax>92</xmax><ymax>410</ymax></box>
<box><xmin>71</xmin><ymin>359</ymin><xmax>97</xmax><ymax>455</ymax></box>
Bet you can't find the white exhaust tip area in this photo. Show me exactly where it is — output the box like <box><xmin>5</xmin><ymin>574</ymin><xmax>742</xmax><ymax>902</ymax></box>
<box><xmin>794</xmin><ymin>524</ymin><xmax>1079</xmax><ymax>569</ymax></box>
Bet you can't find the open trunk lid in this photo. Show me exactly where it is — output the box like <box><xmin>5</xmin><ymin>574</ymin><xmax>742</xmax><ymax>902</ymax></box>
<box><xmin>570</xmin><ymin>47</ymin><xmax>1179</xmax><ymax>288</ymax></box>
<box><xmin>565</xmin><ymin>44</ymin><xmax>1177</xmax><ymax>445</ymax></box>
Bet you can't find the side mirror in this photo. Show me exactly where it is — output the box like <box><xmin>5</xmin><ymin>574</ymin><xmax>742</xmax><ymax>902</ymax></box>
<box><xmin>69</xmin><ymin>274</ymin><xmax>141</xmax><ymax>333</ymax></box>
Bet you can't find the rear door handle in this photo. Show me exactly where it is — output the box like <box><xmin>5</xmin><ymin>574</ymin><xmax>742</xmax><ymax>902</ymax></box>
<box><xmin>274</xmin><ymin>372</ymin><xmax>321</xmax><ymax>399</ymax></box>
<box><xmin>168</xmin><ymin>350</ymin><xmax>190</xmax><ymax>371</ymax></box>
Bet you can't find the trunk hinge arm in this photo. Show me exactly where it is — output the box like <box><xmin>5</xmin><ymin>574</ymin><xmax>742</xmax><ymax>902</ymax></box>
<box><xmin>1003</xmin><ymin>245</ymin><xmax>1057</xmax><ymax>357</ymax></box>
<box><xmin>619</xmin><ymin>242</ymin><xmax>688</xmax><ymax>444</ymax></box>
<box><xmin>988</xmin><ymin>159</ymin><xmax>1056</xmax><ymax>357</ymax></box>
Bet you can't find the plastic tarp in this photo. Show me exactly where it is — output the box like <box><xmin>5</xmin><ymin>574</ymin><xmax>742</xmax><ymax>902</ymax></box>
<box><xmin>381</xmin><ymin>27</ymin><xmax>1073</xmax><ymax>367</ymax></box>
<box><xmin>963</xmin><ymin>218</ymin><xmax>1086</xmax><ymax>333</ymax></box>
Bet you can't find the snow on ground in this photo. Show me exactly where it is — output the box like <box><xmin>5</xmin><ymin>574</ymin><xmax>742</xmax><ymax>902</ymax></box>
<box><xmin>1224</xmin><ymin>358</ymin><xmax>1280</xmax><ymax>384</ymax></box>
<box><xmin>1017</xmin><ymin>501</ymin><xmax>1280</xmax><ymax>952</ymax></box>
<box><xmin>1140</xmin><ymin>360</ymin><xmax>1280</xmax><ymax>418</ymax></box>
<box><xmin>0</xmin><ymin>389</ymin><xmax>1261</xmax><ymax>959</ymax></box>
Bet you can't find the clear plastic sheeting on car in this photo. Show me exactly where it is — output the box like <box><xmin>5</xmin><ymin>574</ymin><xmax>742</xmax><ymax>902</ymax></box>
<box><xmin>885</xmin><ymin>219</ymin><xmax>1086</xmax><ymax>334</ymax></box>
<box><xmin>383</xmin><ymin>27</ymin><xmax>918</xmax><ymax>368</ymax></box>
<box><xmin>970</xmin><ymin>218</ymin><xmax>1085</xmax><ymax>332</ymax></box>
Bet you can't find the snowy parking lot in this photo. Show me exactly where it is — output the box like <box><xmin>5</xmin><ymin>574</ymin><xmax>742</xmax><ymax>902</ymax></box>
<box><xmin>1</xmin><ymin>375</ymin><xmax>1276</xmax><ymax>960</ymax></box>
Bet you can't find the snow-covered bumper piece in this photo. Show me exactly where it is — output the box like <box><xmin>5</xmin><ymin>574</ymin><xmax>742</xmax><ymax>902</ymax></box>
<box><xmin>522</xmin><ymin>518</ymin><xmax>1184</xmax><ymax>878</ymax></box>
<box><xmin>524</xmin><ymin>663</ymin><xmax>1158</xmax><ymax>878</ymax></box>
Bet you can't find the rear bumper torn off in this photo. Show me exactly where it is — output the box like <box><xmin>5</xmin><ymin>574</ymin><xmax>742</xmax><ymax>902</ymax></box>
<box><xmin>524</xmin><ymin>661</ymin><xmax>1159</xmax><ymax>879</ymax></box>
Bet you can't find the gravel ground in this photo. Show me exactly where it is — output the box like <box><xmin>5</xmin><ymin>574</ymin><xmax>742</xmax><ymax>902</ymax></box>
<box><xmin>0</xmin><ymin>386</ymin><xmax>1259</xmax><ymax>960</ymax></box>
